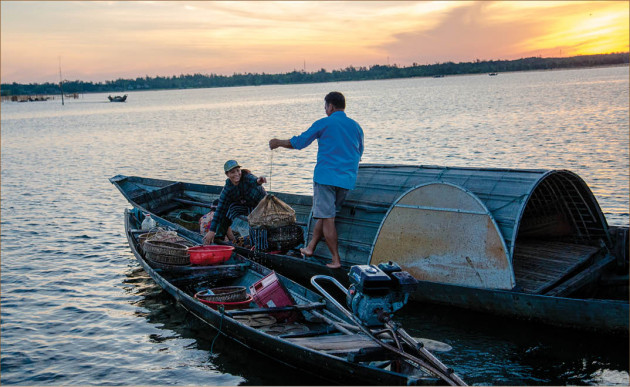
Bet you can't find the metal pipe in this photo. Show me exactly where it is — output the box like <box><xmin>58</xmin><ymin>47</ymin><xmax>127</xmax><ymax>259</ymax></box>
<box><xmin>310</xmin><ymin>275</ymin><xmax>357</xmax><ymax>322</ymax></box>
<box><xmin>321</xmin><ymin>309</ymin><xmax>361</xmax><ymax>332</ymax></box>
<box><xmin>310</xmin><ymin>310</ymin><xmax>354</xmax><ymax>335</ymax></box>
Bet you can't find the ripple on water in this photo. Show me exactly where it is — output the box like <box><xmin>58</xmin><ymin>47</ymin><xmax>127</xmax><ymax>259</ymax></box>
<box><xmin>1</xmin><ymin>67</ymin><xmax>628</xmax><ymax>385</ymax></box>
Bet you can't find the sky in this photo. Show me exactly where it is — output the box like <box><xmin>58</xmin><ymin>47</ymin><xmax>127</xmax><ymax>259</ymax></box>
<box><xmin>1</xmin><ymin>1</ymin><xmax>628</xmax><ymax>84</ymax></box>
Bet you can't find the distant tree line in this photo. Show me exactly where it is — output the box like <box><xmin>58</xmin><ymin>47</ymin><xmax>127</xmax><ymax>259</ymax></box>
<box><xmin>1</xmin><ymin>52</ymin><xmax>628</xmax><ymax>96</ymax></box>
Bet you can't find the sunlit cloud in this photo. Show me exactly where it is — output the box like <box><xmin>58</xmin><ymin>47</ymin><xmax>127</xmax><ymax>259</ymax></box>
<box><xmin>1</xmin><ymin>1</ymin><xmax>627</xmax><ymax>83</ymax></box>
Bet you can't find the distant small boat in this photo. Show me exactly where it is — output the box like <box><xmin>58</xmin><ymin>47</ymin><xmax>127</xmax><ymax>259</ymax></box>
<box><xmin>433</xmin><ymin>74</ymin><xmax>445</xmax><ymax>78</ymax></box>
<box><xmin>488</xmin><ymin>73</ymin><xmax>498</xmax><ymax>76</ymax></box>
<box><xmin>108</xmin><ymin>94</ymin><xmax>127</xmax><ymax>102</ymax></box>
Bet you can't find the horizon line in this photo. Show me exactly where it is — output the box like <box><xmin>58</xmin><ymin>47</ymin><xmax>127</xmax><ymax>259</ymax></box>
<box><xmin>3</xmin><ymin>52</ymin><xmax>628</xmax><ymax>86</ymax></box>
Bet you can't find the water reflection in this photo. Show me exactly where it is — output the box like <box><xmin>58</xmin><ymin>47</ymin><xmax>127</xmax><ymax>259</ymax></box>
<box><xmin>1</xmin><ymin>66</ymin><xmax>627</xmax><ymax>386</ymax></box>
<box><xmin>122</xmin><ymin>266</ymin><xmax>330</xmax><ymax>385</ymax></box>
<box><xmin>396</xmin><ymin>304</ymin><xmax>629</xmax><ymax>385</ymax></box>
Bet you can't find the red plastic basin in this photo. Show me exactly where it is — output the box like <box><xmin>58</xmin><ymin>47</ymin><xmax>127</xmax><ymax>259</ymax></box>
<box><xmin>187</xmin><ymin>245</ymin><xmax>234</xmax><ymax>265</ymax></box>
<box><xmin>194</xmin><ymin>293</ymin><xmax>253</xmax><ymax>310</ymax></box>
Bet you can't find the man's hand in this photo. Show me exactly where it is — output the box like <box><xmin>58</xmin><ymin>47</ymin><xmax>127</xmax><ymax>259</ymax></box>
<box><xmin>269</xmin><ymin>138</ymin><xmax>292</xmax><ymax>150</ymax></box>
<box><xmin>202</xmin><ymin>231</ymin><xmax>216</xmax><ymax>245</ymax></box>
<box><xmin>269</xmin><ymin>139</ymin><xmax>281</xmax><ymax>150</ymax></box>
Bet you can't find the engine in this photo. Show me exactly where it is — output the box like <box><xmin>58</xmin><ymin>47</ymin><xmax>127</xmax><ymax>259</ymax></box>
<box><xmin>346</xmin><ymin>261</ymin><xmax>419</xmax><ymax>327</ymax></box>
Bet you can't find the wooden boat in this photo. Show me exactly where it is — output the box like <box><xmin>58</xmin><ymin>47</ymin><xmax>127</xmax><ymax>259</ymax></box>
<box><xmin>122</xmin><ymin>207</ymin><xmax>466</xmax><ymax>385</ymax></box>
<box><xmin>108</xmin><ymin>94</ymin><xmax>127</xmax><ymax>102</ymax></box>
<box><xmin>111</xmin><ymin>164</ymin><xmax>629</xmax><ymax>334</ymax></box>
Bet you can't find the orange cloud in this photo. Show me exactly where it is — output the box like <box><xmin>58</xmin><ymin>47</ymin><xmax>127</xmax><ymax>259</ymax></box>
<box><xmin>1</xmin><ymin>1</ymin><xmax>627</xmax><ymax>83</ymax></box>
<box><xmin>381</xmin><ymin>1</ymin><xmax>629</xmax><ymax>64</ymax></box>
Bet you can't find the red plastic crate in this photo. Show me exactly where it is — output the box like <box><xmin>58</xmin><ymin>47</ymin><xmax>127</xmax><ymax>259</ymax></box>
<box><xmin>249</xmin><ymin>272</ymin><xmax>298</xmax><ymax>322</ymax></box>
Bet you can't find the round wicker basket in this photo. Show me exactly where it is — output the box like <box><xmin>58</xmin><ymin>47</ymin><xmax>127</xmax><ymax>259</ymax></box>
<box><xmin>196</xmin><ymin>286</ymin><xmax>248</xmax><ymax>302</ymax></box>
<box><xmin>138</xmin><ymin>232</ymin><xmax>158</xmax><ymax>247</ymax></box>
<box><xmin>143</xmin><ymin>240</ymin><xmax>190</xmax><ymax>265</ymax></box>
<box><xmin>140</xmin><ymin>232</ymin><xmax>194</xmax><ymax>248</ymax></box>
<box><xmin>145</xmin><ymin>255</ymin><xmax>190</xmax><ymax>270</ymax></box>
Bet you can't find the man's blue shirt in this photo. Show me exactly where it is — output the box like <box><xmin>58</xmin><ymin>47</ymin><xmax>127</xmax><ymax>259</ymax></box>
<box><xmin>290</xmin><ymin>111</ymin><xmax>364</xmax><ymax>190</ymax></box>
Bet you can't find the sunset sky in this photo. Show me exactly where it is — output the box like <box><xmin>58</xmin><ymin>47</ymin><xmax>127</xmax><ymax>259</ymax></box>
<box><xmin>1</xmin><ymin>1</ymin><xmax>628</xmax><ymax>84</ymax></box>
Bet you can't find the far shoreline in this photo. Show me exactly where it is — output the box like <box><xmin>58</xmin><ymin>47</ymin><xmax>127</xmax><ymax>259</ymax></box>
<box><xmin>2</xmin><ymin>54</ymin><xmax>628</xmax><ymax>99</ymax></box>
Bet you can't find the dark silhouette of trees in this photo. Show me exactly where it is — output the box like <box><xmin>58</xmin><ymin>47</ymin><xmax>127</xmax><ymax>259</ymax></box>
<box><xmin>2</xmin><ymin>53</ymin><xmax>627</xmax><ymax>96</ymax></box>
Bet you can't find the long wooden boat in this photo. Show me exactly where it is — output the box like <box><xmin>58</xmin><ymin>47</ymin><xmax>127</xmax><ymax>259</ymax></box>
<box><xmin>111</xmin><ymin>164</ymin><xmax>629</xmax><ymax>334</ymax></box>
<box><xmin>122</xmin><ymin>207</ymin><xmax>466</xmax><ymax>385</ymax></box>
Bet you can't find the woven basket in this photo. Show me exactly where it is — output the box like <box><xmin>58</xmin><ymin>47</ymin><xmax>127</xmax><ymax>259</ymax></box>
<box><xmin>138</xmin><ymin>232</ymin><xmax>157</xmax><ymax>247</ymax></box>
<box><xmin>196</xmin><ymin>286</ymin><xmax>248</xmax><ymax>302</ymax></box>
<box><xmin>143</xmin><ymin>240</ymin><xmax>190</xmax><ymax>265</ymax></box>
<box><xmin>145</xmin><ymin>255</ymin><xmax>190</xmax><ymax>270</ymax></box>
<box><xmin>140</xmin><ymin>231</ymin><xmax>194</xmax><ymax>247</ymax></box>
<box><xmin>267</xmin><ymin>224</ymin><xmax>304</xmax><ymax>250</ymax></box>
<box><xmin>248</xmin><ymin>195</ymin><xmax>296</xmax><ymax>228</ymax></box>
<box><xmin>250</xmin><ymin>213</ymin><xmax>295</xmax><ymax>228</ymax></box>
<box><xmin>145</xmin><ymin>251</ymin><xmax>189</xmax><ymax>265</ymax></box>
<box><xmin>144</xmin><ymin>240</ymin><xmax>189</xmax><ymax>255</ymax></box>
<box><xmin>250</xmin><ymin>224</ymin><xmax>304</xmax><ymax>251</ymax></box>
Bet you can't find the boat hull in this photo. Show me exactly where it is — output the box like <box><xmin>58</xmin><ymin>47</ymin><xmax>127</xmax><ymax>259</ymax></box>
<box><xmin>123</xmin><ymin>209</ymin><xmax>445</xmax><ymax>385</ymax></box>
<box><xmin>111</xmin><ymin>174</ymin><xmax>629</xmax><ymax>334</ymax></box>
<box><xmin>241</xmin><ymin>249</ymin><xmax>629</xmax><ymax>334</ymax></box>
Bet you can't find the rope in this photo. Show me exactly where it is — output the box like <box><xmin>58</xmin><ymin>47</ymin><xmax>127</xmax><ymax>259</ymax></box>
<box><xmin>210</xmin><ymin>305</ymin><xmax>225</xmax><ymax>355</ymax></box>
<box><xmin>268</xmin><ymin>149</ymin><xmax>274</xmax><ymax>192</ymax></box>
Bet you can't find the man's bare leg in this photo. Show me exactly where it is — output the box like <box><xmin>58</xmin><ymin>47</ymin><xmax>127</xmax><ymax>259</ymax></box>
<box><xmin>322</xmin><ymin>218</ymin><xmax>341</xmax><ymax>268</ymax></box>
<box><xmin>300</xmin><ymin>218</ymin><xmax>323</xmax><ymax>257</ymax></box>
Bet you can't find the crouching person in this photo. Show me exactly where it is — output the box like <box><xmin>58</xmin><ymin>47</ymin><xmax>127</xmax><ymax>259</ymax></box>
<box><xmin>202</xmin><ymin>160</ymin><xmax>267</xmax><ymax>245</ymax></box>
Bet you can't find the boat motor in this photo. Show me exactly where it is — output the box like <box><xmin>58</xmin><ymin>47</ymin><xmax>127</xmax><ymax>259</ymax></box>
<box><xmin>310</xmin><ymin>267</ymin><xmax>466</xmax><ymax>386</ymax></box>
<box><xmin>346</xmin><ymin>261</ymin><xmax>418</xmax><ymax>327</ymax></box>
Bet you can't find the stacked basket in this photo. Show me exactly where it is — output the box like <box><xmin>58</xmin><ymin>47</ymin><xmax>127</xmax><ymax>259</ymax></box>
<box><xmin>143</xmin><ymin>240</ymin><xmax>190</xmax><ymax>266</ymax></box>
<box><xmin>248</xmin><ymin>194</ymin><xmax>303</xmax><ymax>252</ymax></box>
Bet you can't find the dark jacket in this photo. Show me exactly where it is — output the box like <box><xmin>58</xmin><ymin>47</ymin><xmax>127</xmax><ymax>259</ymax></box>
<box><xmin>209</xmin><ymin>172</ymin><xmax>265</xmax><ymax>232</ymax></box>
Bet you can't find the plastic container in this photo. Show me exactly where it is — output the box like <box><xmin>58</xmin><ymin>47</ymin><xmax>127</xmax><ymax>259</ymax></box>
<box><xmin>141</xmin><ymin>213</ymin><xmax>156</xmax><ymax>230</ymax></box>
<box><xmin>249</xmin><ymin>271</ymin><xmax>297</xmax><ymax>322</ymax></box>
<box><xmin>187</xmin><ymin>245</ymin><xmax>234</xmax><ymax>265</ymax></box>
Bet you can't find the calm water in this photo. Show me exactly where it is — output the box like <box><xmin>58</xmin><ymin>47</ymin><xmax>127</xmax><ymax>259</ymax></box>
<box><xmin>1</xmin><ymin>66</ymin><xmax>628</xmax><ymax>385</ymax></box>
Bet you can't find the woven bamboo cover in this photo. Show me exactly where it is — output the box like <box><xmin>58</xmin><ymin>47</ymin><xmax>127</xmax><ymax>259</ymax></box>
<box><xmin>248</xmin><ymin>194</ymin><xmax>296</xmax><ymax>228</ymax></box>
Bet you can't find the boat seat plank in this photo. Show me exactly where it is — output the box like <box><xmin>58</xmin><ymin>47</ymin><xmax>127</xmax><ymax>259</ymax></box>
<box><xmin>226</xmin><ymin>302</ymin><xmax>326</xmax><ymax>316</ymax></box>
<box><xmin>286</xmin><ymin>333</ymin><xmax>380</xmax><ymax>351</ymax></box>
<box><xmin>513</xmin><ymin>241</ymin><xmax>600</xmax><ymax>294</ymax></box>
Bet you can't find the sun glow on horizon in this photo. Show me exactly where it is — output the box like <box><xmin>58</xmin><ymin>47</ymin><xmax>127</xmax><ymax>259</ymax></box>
<box><xmin>1</xmin><ymin>1</ymin><xmax>628</xmax><ymax>84</ymax></box>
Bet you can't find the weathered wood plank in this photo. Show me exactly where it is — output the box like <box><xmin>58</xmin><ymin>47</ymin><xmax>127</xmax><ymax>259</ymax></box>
<box><xmin>545</xmin><ymin>255</ymin><xmax>616</xmax><ymax>297</ymax></box>
<box><xmin>287</xmin><ymin>334</ymin><xmax>380</xmax><ymax>351</ymax></box>
<box><xmin>513</xmin><ymin>241</ymin><xmax>600</xmax><ymax>294</ymax></box>
<box><xmin>225</xmin><ymin>302</ymin><xmax>326</xmax><ymax>316</ymax></box>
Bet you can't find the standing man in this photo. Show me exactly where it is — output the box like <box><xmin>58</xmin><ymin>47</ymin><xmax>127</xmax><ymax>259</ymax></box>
<box><xmin>269</xmin><ymin>92</ymin><xmax>364</xmax><ymax>268</ymax></box>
